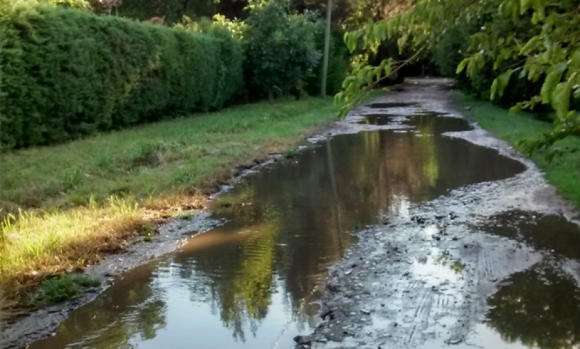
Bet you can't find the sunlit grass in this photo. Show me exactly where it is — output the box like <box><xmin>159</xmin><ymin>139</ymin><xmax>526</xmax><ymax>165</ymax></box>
<box><xmin>0</xmin><ymin>197</ymin><xmax>144</xmax><ymax>291</ymax></box>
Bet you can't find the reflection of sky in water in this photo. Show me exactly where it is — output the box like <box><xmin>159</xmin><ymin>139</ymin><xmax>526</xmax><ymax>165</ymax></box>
<box><xmin>416</xmin><ymin>323</ymin><xmax>530</xmax><ymax>349</ymax></box>
<box><xmin>130</xmin><ymin>276</ymin><xmax>300</xmax><ymax>349</ymax></box>
<box><xmin>411</xmin><ymin>247</ymin><xmax>462</xmax><ymax>288</ymax></box>
<box><xmin>28</xmin><ymin>125</ymin><xmax>526</xmax><ymax>349</ymax></box>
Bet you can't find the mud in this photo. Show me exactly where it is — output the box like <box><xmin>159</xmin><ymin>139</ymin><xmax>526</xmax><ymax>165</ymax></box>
<box><xmin>294</xmin><ymin>79</ymin><xmax>580</xmax><ymax>349</ymax></box>
<box><xmin>0</xmin><ymin>214</ymin><xmax>222</xmax><ymax>349</ymax></box>
<box><xmin>4</xmin><ymin>78</ymin><xmax>579</xmax><ymax>349</ymax></box>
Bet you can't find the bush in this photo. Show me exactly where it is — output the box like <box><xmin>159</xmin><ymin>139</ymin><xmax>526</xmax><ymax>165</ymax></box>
<box><xmin>176</xmin><ymin>15</ymin><xmax>245</xmax><ymax>106</ymax></box>
<box><xmin>0</xmin><ymin>5</ymin><xmax>244</xmax><ymax>149</ymax></box>
<box><xmin>432</xmin><ymin>17</ymin><xmax>545</xmax><ymax>110</ymax></box>
<box><xmin>243</xmin><ymin>0</ymin><xmax>321</xmax><ymax>100</ymax></box>
<box><xmin>305</xmin><ymin>27</ymin><xmax>349</xmax><ymax>96</ymax></box>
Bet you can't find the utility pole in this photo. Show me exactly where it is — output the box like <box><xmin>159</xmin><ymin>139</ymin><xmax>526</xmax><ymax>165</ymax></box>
<box><xmin>321</xmin><ymin>0</ymin><xmax>332</xmax><ymax>97</ymax></box>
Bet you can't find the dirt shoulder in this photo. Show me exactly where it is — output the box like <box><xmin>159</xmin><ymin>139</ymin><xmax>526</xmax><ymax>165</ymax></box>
<box><xmin>294</xmin><ymin>79</ymin><xmax>580</xmax><ymax>349</ymax></box>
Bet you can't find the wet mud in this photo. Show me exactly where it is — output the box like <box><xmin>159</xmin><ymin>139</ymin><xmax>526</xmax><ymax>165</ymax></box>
<box><xmin>294</xmin><ymin>79</ymin><xmax>580</xmax><ymax>349</ymax></box>
<box><xmin>7</xmin><ymin>79</ymin><xmax>580</xmax><ymax>349</ymax></box>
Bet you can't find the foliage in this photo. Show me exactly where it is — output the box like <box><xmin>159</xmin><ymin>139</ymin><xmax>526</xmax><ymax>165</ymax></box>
<box><xmin>243</xmin><ymin>0</ymin><xmax>321</xmax><ymax>100</ymax></box>
<box><xmin>432</xmin><ymin>18</ymin><xmax>545</xmax><ymax>110</ymax></box>
<box><xmin>338</xmin><ymin>0</ymin><xmax>580</xmax><ymax>155</ymax></box>
<box><xmin>176</xmin><ymin>15</ymin><xmax>245</xmax><ymax>104</ymax></box>
<box><xmin>0</xmin><ymin>5</ymin><xmax>243</xmax><ymax>149</ymax></box>
<box><xmin>457</xmin><ymin>93</ymin><xmax>580</xmax><ymax>207</ymax></box>
<box><xmin>305</xmin><ymin>26</ymin><xmax>349</xmax><ymax>96</ymax></box>
<box><xmin>33</xmin><ymin>274</ymin><xmax>100</xmax><ymax>303</ymax></box>
<box><xmin>110</xmin><ymin>0</ymin><xmax>248</xmax><ymax>24</ymax></box>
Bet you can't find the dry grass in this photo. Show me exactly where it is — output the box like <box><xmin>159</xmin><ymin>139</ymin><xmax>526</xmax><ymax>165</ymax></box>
<box><xmin>0</xmin><ymin>198</ymin><xmax>145</xmax><ymax>295</ymax></box>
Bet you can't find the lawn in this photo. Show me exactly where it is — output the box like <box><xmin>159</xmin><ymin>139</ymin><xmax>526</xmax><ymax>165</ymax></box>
<box><xmin>0</xmin><ymin>96</ymin><xmax>341</xmax><ymax>303</ymax></box>
<box><xmin>455</xmin><ymin>92</ymin><xmax>580</xmax><ymax>208</ymax></box>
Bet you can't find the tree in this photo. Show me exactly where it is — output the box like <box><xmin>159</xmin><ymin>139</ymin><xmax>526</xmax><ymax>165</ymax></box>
<box><xmin>243</xmin><ymin>0</ymin><xmax>321</xmax><ymax>101</ymax></box>
<box><xmin>338</xmin><ymin>0</ymin><xmax>580</xmax><ymax>156</ymax></box>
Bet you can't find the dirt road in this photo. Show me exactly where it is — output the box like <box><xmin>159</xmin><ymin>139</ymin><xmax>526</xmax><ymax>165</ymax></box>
<box><xmin>296</xmin><ymin>79</ymin><xmax>580</xmax><ymax>349</ymax></box>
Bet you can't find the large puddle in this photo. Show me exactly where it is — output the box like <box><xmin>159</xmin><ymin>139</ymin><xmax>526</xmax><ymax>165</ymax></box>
<box><xmin>29</xmin><ymin>114</ymin><xmax>526</xmax><ymax>349</ymax></box>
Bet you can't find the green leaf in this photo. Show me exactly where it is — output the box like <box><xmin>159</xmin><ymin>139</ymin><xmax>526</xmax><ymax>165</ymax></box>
<box><xmin>344</xmin><ymin>32</ymin><xmax>358</xmax><ymax>53</ymax></box>
<box><xmin>373</xmin><ymin>25</ymin><xmax>381</xmax><ymax>43</ymax></box>
<box><xmin>386</xmin><ymin>20</ymin><xmax>394</xmax><ymax>39</ymax></box>
<box><xmin>551</xmin><ymin>81</ymin><xmax>572</xmax><ymax>119</ymax></box>
<box><xmin>491</xmin><ymin>69</ymin><xmax>514</xmax><ymax>100</ymax></box>
<box><xmin>456</xmin><ymin>58</ymin><xmax>469</xmax><ymax>74</ymax></box>
<box><xmin>490</xmin><ymin>79</ymin><xmax>499</xmax><ymax>100</ymax></box>
<box><xmin>519</xmin><ymin>36</ymin><xmax>540</xmax><ymax>55</ymax></box>
<box><xmin>520</xmin><ymin>0</ymin><xmax>531</xmax><ymax>14</ymax></box>
<box><xmin>397</xmin><ymin>35</ymin><xmax>408</xmax><ymax>55</ymax></box>
<box><xmin>541</xmin><ymin>63</ymin><xmax>566</xmax><ymax>104</ymax></box>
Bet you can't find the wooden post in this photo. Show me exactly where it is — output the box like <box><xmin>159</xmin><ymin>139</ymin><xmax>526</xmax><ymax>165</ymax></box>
<box><xmin>321</xmin><ymin>0</ymin><xmax>332</xmax><ymax>97</ymax></box>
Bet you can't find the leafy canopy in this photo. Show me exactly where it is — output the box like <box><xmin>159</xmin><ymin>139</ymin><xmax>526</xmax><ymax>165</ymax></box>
<box><xmin>243</xmin><ymin>0</ymin><xmax>321</xmax><ymax>98</ymax></box>
<box><xmin>338</xmin><ymin>0</ymin><xmax>580</xmax><ymax>155</ymax></box>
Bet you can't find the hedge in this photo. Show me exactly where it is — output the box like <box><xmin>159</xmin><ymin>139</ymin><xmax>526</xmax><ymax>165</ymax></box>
<box><xmin>0</xmin><ymin>6</ymin><xmax>244</xmax><ymax>149</ymax></box>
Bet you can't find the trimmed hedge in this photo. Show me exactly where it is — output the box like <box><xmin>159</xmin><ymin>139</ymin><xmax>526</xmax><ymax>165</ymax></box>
<box><xmin>0</xmin><ymin>6</ymin><xmax>244</xmax><ymax>149</ymax></box>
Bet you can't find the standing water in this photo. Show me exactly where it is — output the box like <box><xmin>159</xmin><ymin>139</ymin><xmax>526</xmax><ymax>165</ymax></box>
<box><xmin>29</xmin><ymin>114</ymin><xmax>525</xmax><ymax>349</ymax></box>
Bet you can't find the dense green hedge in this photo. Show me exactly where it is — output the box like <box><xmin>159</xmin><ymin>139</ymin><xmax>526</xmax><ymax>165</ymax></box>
<box><xmin>0</xmin><ymin>6</ymin><xmax>244</xmax><ymax>149</ymax></box>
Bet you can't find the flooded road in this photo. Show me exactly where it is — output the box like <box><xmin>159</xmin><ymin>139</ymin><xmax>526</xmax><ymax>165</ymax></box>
<box><xmin>25</xmin><ymin>80</ymin><xmax>578</xmax><ymax>349</ymax></box>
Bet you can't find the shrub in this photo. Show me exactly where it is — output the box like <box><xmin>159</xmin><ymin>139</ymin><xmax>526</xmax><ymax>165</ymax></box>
<box><xmin>243</xmin><ymin>0</ymin><xmax>321</xmax><ymax>100</ymax></box>
<box><xmin>432</xmin><ymin>18</ymin><xmax>545</xmax><ymax>110</ymax></box>
<box><xmin>305</xmin><ymin>27</ymin><xmax>349</xmax><ymax>96</ymax></box>
<box><xmin>176</xmin><ymin>15</ymin><xmax>245</xmax><ymax>106</ymax></box>
<box><xmin>0</xmin><ymin>5</ymin><xmax>244</xmax><ymax>149</ymax></box>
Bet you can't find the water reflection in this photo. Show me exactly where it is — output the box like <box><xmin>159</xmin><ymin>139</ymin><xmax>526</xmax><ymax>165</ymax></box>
<box><xmin>28</xmin><ymin>263</ymin><xmax>168</xmax><ymax>349</ymax></box>
<box><xmin>478</xmin><ymin>210</ymin><xmax>580</xmax><ymax>260</ymax></box>
<box><xmin>485</xmin><ymin>263</ymin><xmax>580</xmax><ymax>349</ymax></box>
<box><xmin>29</xmin><ymin>124</ymin><xmax>525</xmax><ymax>349</ymax></box>
<box><xmin>368</xmin><ymin>102</ymin><xmax>415</xmax><ymax>109</ymax></box>
<box><xmin>361</xmin><ymin>113</ymin><xmax>473</xmax><ymax>133</ymax></box>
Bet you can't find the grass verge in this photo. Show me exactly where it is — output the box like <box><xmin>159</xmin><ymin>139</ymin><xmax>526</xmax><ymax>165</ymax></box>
<box><xmin>0</xmin><ymin>96</ymin><xmax>342</xmax><ymax>307</ymax></box>
<box><xmin>455</xmin><ymin>92</ymin><xmax>580</xmax><ymax>208</ymax></box>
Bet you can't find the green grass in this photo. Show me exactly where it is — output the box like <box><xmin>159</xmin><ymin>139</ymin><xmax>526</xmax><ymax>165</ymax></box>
<box><xmin>455</xmin><ymin>92</ymin><xmax>580</xmax><ymax>208</ymax></box>
<box><xmin>32</xmin><ymin>274</ymin><xmax>100</xmax><ymax>304</ymax></box>
<box><xmin>0</xmin><ymin>96</ymin><xmax>341</xmax><ymax>302</ymax></box>
<box><xmin>0</xmin><ymin>97</ymin><xmax>338</xmax><ymax>211</ymax></box>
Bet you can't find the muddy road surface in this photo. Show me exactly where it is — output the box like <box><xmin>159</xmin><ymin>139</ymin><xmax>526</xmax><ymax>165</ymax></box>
<box><xmin>296</xmin><ymin>80</ymin><xmax>580</xmax><ymax>349</ymax></box>
<box><xmin>6</xmin><ymin>79</ymin><xmax>579</xmax><ymax>349</ymax></box>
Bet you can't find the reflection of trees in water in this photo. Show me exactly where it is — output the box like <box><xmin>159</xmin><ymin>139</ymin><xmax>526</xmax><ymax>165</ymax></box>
<box><xmin>486</xmin><ymin>263</ymin><xmax>580</xmax><ymax>349</ymax></box>
<box><xmin>30</xmin><ymin>128</ymin><xmax>527</xmax><ymax>347</ymax></box>
<box><xmin>170</xmin><ymin>128</ymin><xmax>523</xmax><ymax>341</ymax></box>
<box><xmin>193</xmin><ymin>129</ymin><xmax>446</xmax><ymax>339</ymax></box>
<box><xmin>29</xmin><ymin>263</ymin><xmax>168</xmax><ymax>349</ymax></box>
<box><xmin>218</xmin><ymin>221</ymin><xmax>278</xmax><ymax>342</ymax></box>
<box><xmin>478</xmin><ymin>210</ymin><xmax>580</xmax><ymax>260</ymax></box>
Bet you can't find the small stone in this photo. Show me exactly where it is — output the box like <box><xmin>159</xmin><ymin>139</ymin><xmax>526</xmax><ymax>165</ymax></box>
<box><xmin>360</xmin><ymin>309</ymin><xmax>371</xmax><ymax>315</ymax></box>
<box><xmin>446</xmin><ymin>336</ymin><xmax>463</xmax><ymax>345</ymax></box>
